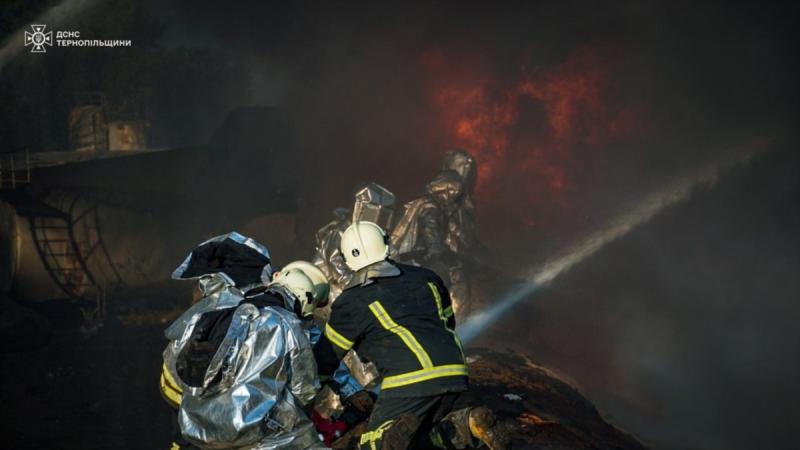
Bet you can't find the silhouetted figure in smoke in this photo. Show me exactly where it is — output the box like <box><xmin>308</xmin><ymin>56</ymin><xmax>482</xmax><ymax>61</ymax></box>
<box><xmin>390</xmin><ymin>150</ymin><xmax>484</xmax><ymax>318</ymax></box>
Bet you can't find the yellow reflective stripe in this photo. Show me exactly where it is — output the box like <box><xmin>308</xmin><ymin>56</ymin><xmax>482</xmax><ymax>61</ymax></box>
<box><xmin>443</xmin><ymin>305</ymin><xmax>454</xmax><ymax>319</ymax></box>
<box><xmin>382</xmin><ymin>364</ymin><xmax>469</xmax><ymax>389</ymax></box>
<box><xmin>169</xmin><ymin>442</ymin><xmax>181</xmax><ymax>450</ymax></box>
<box><xmin>427</xmin><ymin>282</ymin><xmax>464</xmax><ymax>357</ymax></box>
<box><xmin>359</xmin><ymin>419</ymin><xmax>396</xmax><ymax>448</ymax></box>
<box><xmin>160</xmin><ymin>373</ymin><xmax>182</xmax><ymax>406</ymax></box>
<box><xmin>428</xmin><ymin>281</ymin><xmax>446</xmax><ymax>323</ymax></box>
<box><xmin>324</xmin><ymin>323</ymin><xmax>354</xmax><ymax>351</ymax></box>
<box><xmin>162</xmin><ymin>363</ymin><xmax>183</xmax><ymax>394</ymax></box>
<box><xmin>368</xmin><ymin>300</ymin><xmax>433</xmax><ymax>369</ymax></box>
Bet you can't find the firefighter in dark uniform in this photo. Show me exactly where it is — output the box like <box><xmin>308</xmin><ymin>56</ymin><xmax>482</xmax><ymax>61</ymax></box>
<box><xmin>314</xmin><ymin>221</ymin><xmax>510</xmax><ymax>450</ymax></box>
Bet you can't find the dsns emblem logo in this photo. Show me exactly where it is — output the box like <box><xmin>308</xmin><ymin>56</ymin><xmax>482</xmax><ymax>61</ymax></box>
<box><xmin>24</xmin><ymin>25</ymin><xmax>53</xmax><ymax>53</ymax></box>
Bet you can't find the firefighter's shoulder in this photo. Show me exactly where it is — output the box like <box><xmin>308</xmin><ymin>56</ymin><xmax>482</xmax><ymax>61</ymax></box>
<box><xmin>395</xmin><ymin>262</ymin><xmax>443</xmax><ymax>284</ymax></box>
<box><xmin>330</xmin><ymin>285</ymin><xmax>369</xmax><ymax>312</ymax></box>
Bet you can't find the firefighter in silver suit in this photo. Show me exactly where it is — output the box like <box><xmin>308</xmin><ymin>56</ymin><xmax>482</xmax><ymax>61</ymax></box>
<box><xmin>309</xmin><ymin>183</ymin><xmax>395</xmax><ymax>429</ymax></box>
<box><xmin>390</xmin><ymin>150</ymin><xmax>484</xmax><ymax>318</ymax></box>
<box><xmin>312</xmin><ymin>182</ymin><xmax>396</xmax><ymax>304</ymax></box>
<box><xmin>312</xmin><ymin>207</ymin><xmax>352</xmax><ymax>304</ymax></box>
<box><xmin>160</xmin><ymin>233</ymin><xmax>327</xmax><ymax>450</ymax></box>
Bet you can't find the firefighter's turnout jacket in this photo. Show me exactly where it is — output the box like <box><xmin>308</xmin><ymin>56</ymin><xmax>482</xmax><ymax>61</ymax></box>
<box><xmin>315</xmin><ymin>260</ymin><xmax>468</xmax><ymax>398</ymax></box>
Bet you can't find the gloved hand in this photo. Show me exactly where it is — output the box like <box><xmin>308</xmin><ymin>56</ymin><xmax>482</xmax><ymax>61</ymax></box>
<box><xmin>345</xmin><ymin>390</ymin><xmax>376</xmax><ymax>414</ymax></box>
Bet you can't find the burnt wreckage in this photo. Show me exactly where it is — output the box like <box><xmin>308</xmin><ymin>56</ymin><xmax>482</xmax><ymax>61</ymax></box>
<box><xmin>0</xmin><ymin>108</ymin><xmax>304</xmax><ymax>309</ymax></box>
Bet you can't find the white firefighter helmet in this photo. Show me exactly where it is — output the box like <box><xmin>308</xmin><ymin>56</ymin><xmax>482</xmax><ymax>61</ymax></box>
<box><xmin>340</xmin><ymin>221</ymin><xmax>389</xmax><ymax>271</ymax></box>
<box><xmin>274</xmin><ymin>260</ymin><xmax>331</xmax><ymax>306</ymax></box>
<box><xmin>268</xmin><ymin>268</ymin><xmax>317</xmax><ymax>317</ymax></box>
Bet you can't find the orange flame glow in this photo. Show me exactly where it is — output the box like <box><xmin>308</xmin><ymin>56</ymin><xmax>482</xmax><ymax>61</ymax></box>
<box><xmin>422</xmin><ymin>46</ymin><xmax>642</xmax><ymax>230</ymax></box>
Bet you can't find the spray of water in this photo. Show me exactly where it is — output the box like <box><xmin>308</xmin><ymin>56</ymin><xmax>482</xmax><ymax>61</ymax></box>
<box><xmin>458</xmin><ymin>148</ymin><xmax>759</xmax><ymax>345</ymax></box>
<box><xmin>0</xmin><ymin>0</ymin><xmax>103</xmax><ymax>71</ymax></box>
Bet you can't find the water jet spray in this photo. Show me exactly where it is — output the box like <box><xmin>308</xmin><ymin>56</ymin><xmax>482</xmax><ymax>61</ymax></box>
<box><xmin>458</xmin><ymin>148</ymin><xmax>760</xmax><ymax>345</ymax></box>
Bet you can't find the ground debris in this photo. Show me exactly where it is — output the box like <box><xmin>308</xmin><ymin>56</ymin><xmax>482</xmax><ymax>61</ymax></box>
<box><xmin>458</xmin><ymin>348</ymin><xmax>648</xmax><ymax>450</ymax></box>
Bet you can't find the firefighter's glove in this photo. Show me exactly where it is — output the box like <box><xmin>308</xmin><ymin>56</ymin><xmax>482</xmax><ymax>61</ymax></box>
<box><xmin>345</xmin><ymin>390</ymin><xmax>376</xmax><ymax>414</ymax></box>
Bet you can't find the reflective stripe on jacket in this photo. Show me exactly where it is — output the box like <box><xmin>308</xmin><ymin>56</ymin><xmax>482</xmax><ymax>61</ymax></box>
<box><xmin>317</xmin><ymin>262</ymin><xmax>468</xmax><ymax>398</ymax></box>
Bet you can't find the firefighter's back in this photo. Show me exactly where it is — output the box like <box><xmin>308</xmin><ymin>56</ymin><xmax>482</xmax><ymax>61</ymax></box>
<box><xmin>336</xmin><ymin>262</ymin><xmax>468</xmax><ymax>398</ymax></box>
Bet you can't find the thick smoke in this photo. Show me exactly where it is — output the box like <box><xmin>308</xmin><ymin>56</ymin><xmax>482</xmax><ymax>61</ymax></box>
<box><xmin>1</xmin><ymin>1</ymin><xmax>798</xmax><ymax>449</ymax></box>
<box><xmin>141</xmin><ymin>0</ymin><xmax>798</xmax><ymax>254</ymax></box>
<box><xmin>147</xmin><ymin>3</ymin><xmax>798</xmax><ymax>450</ymax></box>
<box><xmin>458</xmin><ymin>145</ymin><xmax>761</xmax><ymax>345</ymax></box>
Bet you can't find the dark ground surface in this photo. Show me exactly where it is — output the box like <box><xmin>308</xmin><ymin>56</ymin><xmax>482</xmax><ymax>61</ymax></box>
<box><xmin>456</xmin><ymin>349</ymin><xmax>646</xmax><ymax>450</ymax></box>
<box><xmin>0</xmin><ymin>309</ymin><xmax>175</xmax><ymax>449</ymax></box>
<box><xmin>0</xmin><ymin>299</ymin><xmax>645</xmax><ymax>450</ymax></box>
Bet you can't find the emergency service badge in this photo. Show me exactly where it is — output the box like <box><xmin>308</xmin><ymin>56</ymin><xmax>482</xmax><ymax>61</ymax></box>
<box><xmin>24</xmin><ymin>25</ymin><xmax>53</xmax><ymax>53</ymax></box>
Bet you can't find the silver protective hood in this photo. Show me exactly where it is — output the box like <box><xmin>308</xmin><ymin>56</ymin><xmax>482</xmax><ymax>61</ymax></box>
<box><xmin>313</xmin><ymin>183</ymin><xmax>397</xmax><ymax>303</ymax></box>
<box><xmin>172</xmin><ymin>231</ymin><xmax>274</xmax><ymax>291</ymax></box>
<box><xmin>352</xmin><ymin>182</ymin><xmax>396</xmax><ymax>231</ymax></box>
<box><xmin>442</xmin><ymin>149</ymin><xmax>477</xmax><ymax>195</ymax></box>
<box><xmin>312</xmin><ymin>209</ymin><xmax>352</xmax><ymax>301</ymax></box>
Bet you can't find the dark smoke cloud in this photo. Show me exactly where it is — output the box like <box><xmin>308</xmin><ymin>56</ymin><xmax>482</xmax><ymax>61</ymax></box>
<box><xmin>487</xmin><ymin>147</ymin><xmax>800</xmax><ymax>450</ymax></box>
<box><xmin>147</xmin><ymin>3</ymin><xmax>799</xmax><ymax>450</ymax></box>
<box><xmin>2</xmin><ymin>1</ymin><xmax>798</xmax><ymax>449</ymax></box>
<box><xmin>146</xmin><ymin>0</ymin><xmax>798</xmax><ymax>251</ymax></box>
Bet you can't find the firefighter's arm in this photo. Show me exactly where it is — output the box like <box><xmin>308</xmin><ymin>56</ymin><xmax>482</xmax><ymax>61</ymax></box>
<box><xmin>420</xmin><ymin>206</ymin><xmax>446</xmax><ymax>259</ymax></box>
<box><xmin>314</xmin><ymin>335</ymin><xmax>342</xmax><ymax>378</ymax></box>
<box><xmin>433</xmin><ymin>274</ymin><xmax>457</xmax><ymax>328</ymax></box>
<box><xmin>159</xmin><ymin>344</ymin><xmax>183</xmax><ymax>409</ymax></box>
<box><xmin>314</xmin><ymin>294</ymin><xmax>364</xmax><ymax>377</ymax></box>
<box><xmin>287</xmin><ymin>325</ymin><xmax>321</xmax><ymax>408</ymax></box>
<box><xmin>328</xmin><ymin>358</ymin><xmax>365</xmax><ymax>399</ymax></box>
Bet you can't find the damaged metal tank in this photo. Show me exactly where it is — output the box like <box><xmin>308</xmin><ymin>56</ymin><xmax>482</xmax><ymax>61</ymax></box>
<box><xmin>0</xmin><ymin>107</ymin><xmax>315</xmax><ymax>303</ymax></box>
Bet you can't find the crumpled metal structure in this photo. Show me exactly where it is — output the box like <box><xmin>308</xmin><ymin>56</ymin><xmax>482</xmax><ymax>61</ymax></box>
<box><xmin>163</xmin><ymin>233</ymin><xmax>327</xmax><ymax>449</ymax></box>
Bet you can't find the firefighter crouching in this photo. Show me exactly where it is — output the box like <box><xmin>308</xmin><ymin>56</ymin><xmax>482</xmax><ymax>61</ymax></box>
<box><xmin>159</xmin><ymin>233</ymin><xmax>328</xmax><ymax>449</ymax></box>
<box><xmin>314</xmin><ymin>221</ymin><xmax>510</xmax><ymax>450</ymax></box>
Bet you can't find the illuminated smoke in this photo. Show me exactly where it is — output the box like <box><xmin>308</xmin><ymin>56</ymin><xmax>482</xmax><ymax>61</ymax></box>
<box><xmin>458</xmin><ymin>148</ymin><xmax>759</xmax><ymax>345</ymax></box>
<box><xmin>423</xmin><ymin>46</ymin><xmax>641</xmax><ymax>229</ymax></box>
<box><xmin>0</xmin><ymin>0</ymin><xmax>103</xmax><ymax>71</ymax></box>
